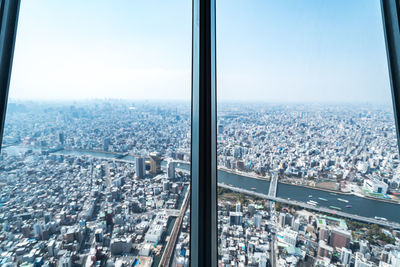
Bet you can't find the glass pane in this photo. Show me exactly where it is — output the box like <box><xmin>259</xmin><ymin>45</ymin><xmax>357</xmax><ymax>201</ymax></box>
<box><xmin>0</xmin><ymin>1</ymin><xmax>191</xmax><ymax>266</ymax></box>
<box><xmin>217</xmin><ymin>1</ymin><xmax>400</xmax><ymax>266</ymax></box>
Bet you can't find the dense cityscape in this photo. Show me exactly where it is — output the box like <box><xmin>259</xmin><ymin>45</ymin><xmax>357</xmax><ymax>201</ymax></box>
<box><xmin>0</xmin><ymin>101</ymin><xmax>399</xmax><ymax>266</ymax></box>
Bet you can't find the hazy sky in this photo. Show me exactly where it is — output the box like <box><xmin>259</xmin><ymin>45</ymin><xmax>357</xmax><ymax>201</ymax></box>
<box><xmin>9</xmin><ymin>0</ymin><xmax>393</xmax><ymax>103</ymax></box>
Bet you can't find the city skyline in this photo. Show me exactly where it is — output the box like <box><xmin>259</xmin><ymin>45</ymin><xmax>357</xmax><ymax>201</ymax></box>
<box><xmin>7</xmin><ymin>0</ymin><xmax>394</xmax><ymax>104</ymax></box>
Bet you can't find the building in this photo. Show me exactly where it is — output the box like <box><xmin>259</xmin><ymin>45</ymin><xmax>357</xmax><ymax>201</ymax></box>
<box><xmin>319</xmin><ymin>226</ymin><xmax>330</xmax><ymax>242</ymax></box>
<box><xmin>253</xmin><ymin>214</ymin><xmax>262</xmax><ymax>228</ymax></box>
<box><xmin>355</xmin><ymin>252</ymin><xmax>374</xmax><ymax>267</ymax></box>
<box><xmin>103</xmin><ymin>137</ymin><xmax>110</xmax><ymax>151</ymax></box>
<box><xmin>248</xmin><ymin>204</ymin><xmax>256</xmax><ymax>216</ymax></box>
<box><xmin>279</xmin><ymin>212</ymin><xmax>286</xmax><ymax>228</ymax></box>
<box><xmin>58</xmin><ymin>132</ymin><xmax>65</xmax><ymax>144</ymax></box>
<box><xmin>340</xmin><ymin>247</ymin><xmax>353</xmax><ymax>266</ymax></box>
<box><xmin>318</xmin><ymin>241</ymin><xmax>333</xmax><ymax>260</ymax></box>
<box><xmin>329</xmin><ymin>228</ymin><xmax>351</xmax><ymax>249</ymax></box>
<box><xmin>136</xmin><ymin>157</ymin><xmax>146</xmax><ymax>179</ymax></box>
<box><xmin>360</xmin><ymin>240</ymin><xmax>370</xmax><ymax>255</ymax></box>
<box><xmin>363</xmin><ymin>178</ymin><xmax>388</xmax><ymax>194</ymax></box>
<box><xmin>230</xmin><ymin>212</ymin><xmax>243</xmax><ymax>225</ymax></box>
<box><xmin>283</xmin><ymin>228</ymin><xmax>298</xmax><ymax>246</ymax></box>
<box><xmin>236</xmin><ymin>202</ymin><xmax>241</xmax><ymax>212</ymax></box>
<box><xmin>388</xmin><ymin>250</ymin><xmax>400</xmax><ymax>266</ymax></box>
<box><xmin>145</xmin><ymin>224</ymin><xmax>164</xmax><ymax>244</ymax></box>
<box><xmin>167</xmin><ymin>161</ymin><xmax>175</xmax><ymax>179</ymax></box>
<box><xmin>149</xmin><ymin>152</ymin><xmax>162</xmax><ymax>175</ymax></box>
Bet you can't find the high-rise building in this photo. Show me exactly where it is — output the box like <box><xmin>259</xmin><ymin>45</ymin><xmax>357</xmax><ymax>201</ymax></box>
<box><xmin>163</xmin><ymin>180</ymin><xmax>170</xmax><ymax>191</ymax></box>
<box><xmin>329</xmin><ymin>228</ymin><xmax>351</xmax><ymax>249</ymax></box>
<box><xmin>279</xmin><ymin>212</ymin><xmax>286</xmax><ymax>228</ymax></box>
<box><xmin>355</xmin><ymin>252</ymin><xmax>373</xmax><ymax>267</ymax></box>
<box><xmin>317</xmin><ymin>241</ymin><xmax>333</xmax><ymax>260</ymax></box>
<box><xmin>248</xmin><ymin>204</ymin><xmax>256</xmax><ymax>216</ymax></box>
<box><xmin>236</xmin><ymin>201</ymin><xmax>241</xmax><ymax>212</ymax></box>
<box><xmin>319</xmin><ymin>226</ymin><xmax>330</xmax><ymax>242</ymax></box>
<box><xmin>253</xmin><ymin>214</ymin><xmax>262</xmax><ymax>228</ymax></box>
<box><xmin>388</xmin><ymin>250</ymin><xmax>400</xmax><ymax>267</ymax></box>
<box><xmin>218</xmin><ymin>124</ymin><xmax>224</xmax><ymax>135</ymax></box>
<box><xmin>229</xmin><ymin>212</ymin><xmax>243</xmax><ymax>225</ymax></box>
<box><xmin>136</xmin><ymin>157</ymin><xmax>146</xmax><ymax>179</ymax></box>
<box><xmin>258</xmin><ymin>254</ymin><xmax>267</xmax><ymax>267</ymax></box>
<box><xmin>340</xmin><ymin>247</ymin><xmax>352</xmax><ymax>266</ymax></box>
<box><xmin>103</xmin><ymin>138</ymin><xmax>110</xmax><ymax>151</ymax></box>
<box><xmin>167</xmin><ymin>161</ymin><xmax>175</xmax><ymax>179</ymax></box>
<box><xmin>292</xmin><ymin>218</ymin><xmax>301</xmax><ymax>232</ymax></box>
<box><xmin>225</xmin><ymin>201</ymin><xmax>231</xmax><ymax>212</ymax></box>
<box><xmin>149</xmin><ymin>152</ymin><xmax>162</xmax><ymax>175</ymax></box>
<box><xmin>283</xmin><ymin>228</ymin><xmax>298</xmax><ymax>246</ymax></box>
<box><xmin>359</xmin><ymin>240</ymin><xmax>370</xmax><ymax>255</ymax></box>
<box><xmin>58</xmin><ymin>132</ymin><xmax>65</xmax><ymax>144</ymax></box>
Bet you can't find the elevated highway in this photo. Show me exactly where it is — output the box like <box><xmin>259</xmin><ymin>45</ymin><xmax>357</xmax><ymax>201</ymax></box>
<box><xmin>159</xmin><ymin>185</ymin><xmax>190</xmax><ymax>267</ymax></box>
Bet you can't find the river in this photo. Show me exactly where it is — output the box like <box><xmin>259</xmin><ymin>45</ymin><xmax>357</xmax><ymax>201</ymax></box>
<box><xmin>3</xmin><ymin>146</ymin><xmax>400</xmax><ymax>223</ymax></box>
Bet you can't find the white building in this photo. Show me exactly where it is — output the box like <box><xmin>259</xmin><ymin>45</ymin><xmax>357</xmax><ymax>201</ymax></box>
<box><xmin>389</xmin><ymin>250</ymin><xmax>400</xmax><ymax>267</ymax></box>
<box><xmin>283</xmin><ymin>228</ymin><xmax>298</xmax><ymax>246</ymax></box>
<box><xmin>355</xmin><ymin>252</ymin><xmax>374</xmax><ymax>267</ymax></box>
<box><xmin>340</xmin><ymin>247</ymin><xmax>352</xmax><ymax>266</ymax></box>
<box><xmin>363</xmin><ymin>178</ymin><xmax>388</xmax><ymax>194</ymax></box>
<box><xmin>145</xmin><ymin>224</ymin><xmax>164</xmax><ymax>243</ymax></box>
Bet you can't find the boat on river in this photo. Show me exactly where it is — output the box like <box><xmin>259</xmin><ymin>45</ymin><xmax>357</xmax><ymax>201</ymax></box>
<box><xmin>318</xmin><ymin>197</ymin><xmax>328</xmax><ymax>201</ymax></box>
<box><xmin>337</xmin><ymin>198</ymin><xmax>349</xmax><ymax>203</ymax></box>
<box><xmin>307</xmin><ymin>200</ymin><xmax>318</xmax><ymax>206</ymax></box>
<box><xmin>375</xmin><ymin>216</ymin><xmax>387</xmax><ymax>221</ymax></box>
<box><xmin>346</xmin><ymin>205</ymin><xmax>352</xmax><ymax>208</ymax></box>
<box><xmin>330</xmin><ymin>206</ymin><xmax>342</xmax><ymax>211</ymax></box>
<box><xmin>308</xmin><ymin>195</ymin><xmax>312</xmax><ymax>198</ymax></box>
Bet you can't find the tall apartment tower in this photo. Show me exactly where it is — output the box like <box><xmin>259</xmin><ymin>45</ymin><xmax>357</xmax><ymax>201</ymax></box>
<box><xmin>236</xmin><ymin>201</ymin><xmax>241</xmax><ymax>212</ymax></box>
<box><xmin>167</xmin><ymin>161</ymin><xmax>175</xmax><ymax>179</ymax></box>
<box><xmin>149</xmin><ymin>152</ymin><xmax>162</xmax><ymax>175</ymax></box>
<box><xmin>136</xmin><ymin>157</ymin><xmax>145</xmax><ymax>179</ymax></box>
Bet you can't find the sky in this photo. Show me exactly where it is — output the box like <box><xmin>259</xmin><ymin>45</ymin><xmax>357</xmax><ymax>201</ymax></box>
<box><xmin>8</xmin><ymin>0</ymin><xmax>393</xmax><ymax>104</ymax></box>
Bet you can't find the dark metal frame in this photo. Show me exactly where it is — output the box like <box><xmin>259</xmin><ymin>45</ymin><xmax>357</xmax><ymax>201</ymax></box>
<box><xmin>190</xmin><ymin>0</ymin><xmax>217</xmax><ymax>266</ymax></box>
<box><xmin>381</xmin><ymin>0</ymin><xmax>400</xmax><ymax>154</ymax></box>
<box><xmin>0</xmin><ymin>0</ymin><xmax>20</xmax><ymax>150</ymax></box>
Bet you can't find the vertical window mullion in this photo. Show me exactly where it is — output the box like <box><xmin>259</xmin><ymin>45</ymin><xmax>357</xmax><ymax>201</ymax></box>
<box><xmin>0</xmin><ymin>0</ymin><xmax>20</xmax><ymax>151</ymax></box>
<box><xmin>191</xmin><ymin>0</ymin><xmax>217</xmax><ymax>266</ymax></box>
<box><xmin>381</xmin><ymin>0</ymin><xmax>400</xmax><ymax>153</ymax></box>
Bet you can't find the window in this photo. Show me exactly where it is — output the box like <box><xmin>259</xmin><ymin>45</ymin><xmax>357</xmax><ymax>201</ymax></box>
<box><xmin>1</xmin><ymin>0</ymin><xmax>400</xmax><ymax>266</ymax></box>
<box><xmin>217</xmin><ymin>1</ymin><xmax>400</xmax><ymax>266</ymax></box>
<box><xmin>0</xmin><ymin>1</ymin><xmax>191</xmax><ymax>266</ymax></box>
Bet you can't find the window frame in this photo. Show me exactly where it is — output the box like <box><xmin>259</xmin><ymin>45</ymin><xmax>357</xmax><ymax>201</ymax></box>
<box><xmin>0</xmin><ymin>0</ymin><xmax>20</xmax><ymax>149</ymax></box>
<box><xmin>381</xmin><ymin>0</ymin><xmax>400</xmax><ymax>154</ymax></box>
<box><xmin>1</xmin><ymin>0</ymin><xmax>400</xmax><ymax>266</ymax></box>
<box><xmin>190</xmin><ymin>0</ymin><xmax>217</xmax><ymax>266</ymax></box>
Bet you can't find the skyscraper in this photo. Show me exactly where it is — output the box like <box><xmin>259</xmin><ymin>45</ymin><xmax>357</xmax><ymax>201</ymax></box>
<box><xmin>167</xmin><ymin>161</ymin><xmax>175</xmax><ymax>179</ymax></box>
<box><xmin>149</xmin><ymin>152</ymin><xmax>162</xmax><ymax>175</ymax></box>
<box><xmin>136</xmin><ymin>157</ymin><xmax>145</xmax><ymax>179</ymax></box>
<box><xmin>236</xmin><ymin>201</ymin><xmax>241</xmax><ymax>212</ymax></box>
<box><xmin>329</xmin><ymin>228</ymin><xmax>351</xmax><ymax>249</ymax></box>
<box><xmin>340</xmin><ymin>247</ymin><xmax>352</xmax><ymax>266</ymax></box>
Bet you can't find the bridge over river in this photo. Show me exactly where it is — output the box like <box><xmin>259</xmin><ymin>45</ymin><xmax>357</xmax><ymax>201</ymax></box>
<box><xmin>219</xmin><ymin>183</ymin><xmax>400</xmax><ymax>230</ymax></box>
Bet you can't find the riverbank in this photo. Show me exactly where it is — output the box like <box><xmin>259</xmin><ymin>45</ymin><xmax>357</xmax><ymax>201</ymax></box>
<box><xmin>5</xmin><ymin>145</ymin><xmax>399</xmax><ymax>205</ymax></box>
<box><xmin>214</xmin><ymin>166</ymin><xmax>400</xmax><ymax>205</ymax></box>
<box><xmin>174</xmin><ymin>160</ymin><xmax>400</xmax><ymax>205</ymax></box>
